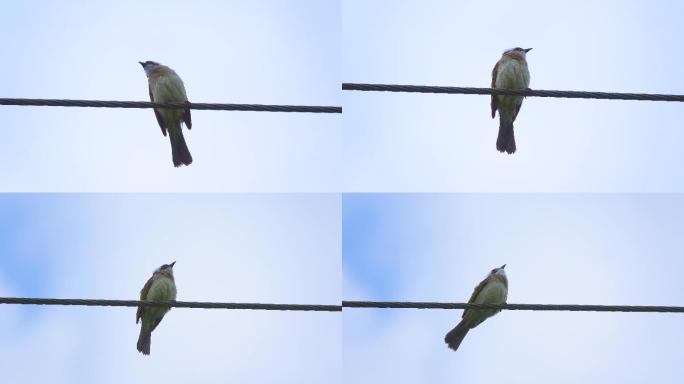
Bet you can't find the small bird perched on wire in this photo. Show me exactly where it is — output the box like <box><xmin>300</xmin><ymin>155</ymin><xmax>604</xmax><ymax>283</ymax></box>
<box><xmin>139</xmin><ymin>61</ymin><xmax>193</xmax><ymax>167</ymax></box>
<box><xmin>137</xmin><ymin>261</ymin><xmax>177</xmax><ymax>355</ymax></box>
<box><xmin>491</xmin><ymin>48</ymin><xmax>532</xmax><ymax>154</ymax></box>
<box><xmin>444</xmin><ymin>264</ymin><xmax>508</xmax><ymax>351</ymax></box>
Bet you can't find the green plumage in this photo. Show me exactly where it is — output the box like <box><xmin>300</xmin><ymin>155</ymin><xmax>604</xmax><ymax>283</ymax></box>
<box><xmin>137</xmin><ymin>270</ymin><xmax>177</xmax><ymax>355</ymax></box>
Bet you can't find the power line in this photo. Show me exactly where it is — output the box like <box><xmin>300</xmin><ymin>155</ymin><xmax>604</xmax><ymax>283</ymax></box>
<box><xmin>0</xmin><ymin>297</ymin><xmax>341</xmax><ymax>312</ymax></box>
<box><xmin>7</xmin><ymin>297</ymin><xmax>680</xmax><ymax>313</ymax></box>
<box><xmin>342</xmin><ymin>301</ymin><xmax>684</xmax><ymax>313</ymax></box>
<box><xmin>342</xmin><ymin>83</ymin><xmax>684</xmax><ymax>102</ymax></box>
<box><xmin>0</xmin><ymin>98</ymin><xmax>342</xmax><ymax>113</ymax></box>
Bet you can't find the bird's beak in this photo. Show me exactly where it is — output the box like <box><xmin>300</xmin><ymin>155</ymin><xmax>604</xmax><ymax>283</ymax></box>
<box><xmin>138</xmin><ymin>61</ymin><xmax>145</xmax><ymax>67</ymax></box>
<box><xmin>500</xmin><ymin>264</ymin><xmax>506</xmax><ymax>269</ymax></box>
<box><xmin>524</xmin><ymin>48</ymin><xmax>532</xmax><ymax>53</ymax></box>
<box><xmin>169</xmin><ymin>261</ymin><xmax>176</xmax><ymax>267</ymax></box>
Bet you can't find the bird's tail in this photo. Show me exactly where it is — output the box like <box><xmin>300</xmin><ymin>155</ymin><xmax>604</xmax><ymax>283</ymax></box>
<box><xmin>444</xmin><ymin>320</ymin><xmax>470</xmax><ymax>351</ymax></box>
<box><xmin>496</xmin><ymin>115</ymin><xmax>516</xmax><ymax>154</ymax></box>
<box><xmin>169</xmin><ymin>127</ymin><xmax>193</xmax><ymax>167</ymax></box>
<box><xmin>137</xmin><ymin>326</ymin><xmax>151</xmax><ymax>355</ymax></box>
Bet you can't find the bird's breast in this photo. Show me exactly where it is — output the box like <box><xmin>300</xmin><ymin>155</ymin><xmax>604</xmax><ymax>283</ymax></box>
<box><xmin>495</xmin><ymin>59</ymin><xmax>530</xmax><ymax>90</ymax></box>
<box><xmin>474</xmin><ymin>280</ymin><xmax>508</xmax><ymax>304</ymax></box>
<box><xmin>147</xmin><ymin>276</ymin><xmax>177</xmax><ymax>301</ymax></box>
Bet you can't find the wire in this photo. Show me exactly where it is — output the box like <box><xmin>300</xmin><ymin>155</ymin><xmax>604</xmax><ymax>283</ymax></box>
<box><xmin>342</xmin><ymin>301</ymin><xmax>684</xmax><ymax>313</ymax></box>
<box><xmin>342</xmin><ymin>83</ymin><xmax>684</xmax><ymax>102</ymax></box>
<box><xmin>6</xmin><ymin>297</ymin><xmax>680</xmax><ymax>313</ymax></box>
<box><xmin>0</xmin><ymin>297</ymin><xmax>341</xmax><ymax>312</ymax></box>
<box><xmin>0</xmin><ymin>98</ymin><xmax>342</xmax><ymax>113</ymax></box>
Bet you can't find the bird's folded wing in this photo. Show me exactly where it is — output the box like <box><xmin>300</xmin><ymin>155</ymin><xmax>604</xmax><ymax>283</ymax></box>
<box><xmin>148</xmin><ymin>85</ymin><xmax>167</xmax><ymax>136</ymax></box>
<box><xmin>183</xmin><ymin>101</ymin><xmax>192</xmax><ymax>130</ymax></box>
<box><xmin>136</xmin><ymin>277</ymin><xmax>154</xmax><ymax>323</ymax></box>
<box><xmin>490</xmin><ymin>61</ymin><xmax>499</xmax><ymax>118</ymax></box>
<box><xmin>462</xmin><ymin>277</ymin><xmax>489</xmax><ymax>319</ymax></box>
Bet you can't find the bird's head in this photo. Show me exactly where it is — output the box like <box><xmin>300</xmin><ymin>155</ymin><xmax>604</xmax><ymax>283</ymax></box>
<box><xmin>139</xmin><ymin>60</ymin><xmax>161</xmax><ymax>76</ymax></box>
<box><xmin>504</xmin><ymin>47</ymin><xmax>532</xmax><ymax>59</ymax></box>
<box><xmin>155</xmin><ymin>261</ymin><xmax>176</xmax><ymax>277</ymax></box>
<box><xmin>490</xmin><ymin>264</ymin><xmax>506</xmax><ymax>277</ymax></box>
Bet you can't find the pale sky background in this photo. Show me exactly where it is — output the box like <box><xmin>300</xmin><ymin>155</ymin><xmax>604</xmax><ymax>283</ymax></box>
<box><xmin>3</xmin><ymin>1</ymin><xmax>684</xmax><ymax>383</ymax></box>
<box><xmin>343</xmin><ymin>0</ymin><xmax>684</xmax><ymax>192</ymax></box>
<box><xmin>343</xmin><ymin>194</ymin><xmax>684</xmax><ymax>384</ymax></box>
<box><xmin>0</xmin><ymin>194</ymin><xmax>341</xmax><ymax>384</ymax></box>
<box><xmin>0</xmin><ymin>0</ymin><xmax>340</xmax><ymax>192</ymax></box>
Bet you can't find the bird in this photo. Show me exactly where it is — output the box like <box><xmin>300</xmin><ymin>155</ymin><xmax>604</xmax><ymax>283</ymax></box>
<box><xmin>136</xmin><ymin>261</ymin><xmax>177</xmax><ymax>355</ymax></box>
<box><xmin>491</xmin><ymin>48</ymin><xmax>532</xmax><ymax>154</ymax></box>
<box><xmin>139</xmin><ymin>61</ymin><xmax>193</xmax><ymax>167</ymax></box>
<box><xmin>444</xmin><ymin>264</ymin><xmax>508</xmax><ymax>351</ymax></box>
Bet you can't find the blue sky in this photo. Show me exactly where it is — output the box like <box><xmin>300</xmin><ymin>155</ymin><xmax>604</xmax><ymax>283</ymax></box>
<box><xmin>0</xmin><ymin>194</ymin><xmax>341</xmax><ymax>384</ymax></box>
<box><xmin>343</xmin><ymin>0</ymin><xmax>684</xmax><ymax>192</ymax></box>
<box><xmin>0</xmin><ymin>0</ymin><xmax>340</xmax><ymax>192</ymax></box>
<box><xmin>343</xmin><ymin>193</ymin><xmax>684</xmax><ymax>383</ymax></box>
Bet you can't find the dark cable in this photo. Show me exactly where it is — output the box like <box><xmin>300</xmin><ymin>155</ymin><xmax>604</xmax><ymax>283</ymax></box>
<box><xmin>0</xmin><ymin>297</ymin><xmax>341</xmax><ymax>312</ymax></box>
<box><xmin>0</xmin><ymin>98</ymin><xmax>342</xmax><ymax>113</ymax></box>
<box><xmin>342</xmin><ymin>301</ymin><xmax>684</xmax><ymax>313</ymax></box>
<box><xmin>342</xmin><ymin>83</ymin><xmax>684</xmax><ymax>102</ymax></box>
<box><xmin>7</xmin><ymin>297</ymin><xmax>680</xmax><ymax>313</ymax></box>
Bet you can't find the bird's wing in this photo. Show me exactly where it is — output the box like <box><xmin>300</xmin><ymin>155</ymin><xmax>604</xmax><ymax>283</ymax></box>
<box><xmin>490</xmin><ymin>61</ymin><xmax>499</xmax><ymax>118</ymax></box>
<box><xmin>149</xmin><ymin>314</ymin><xmax>165</xmax><ymax>333</ymax></box>
<box><xmin>461</xmin><ymin>277</ymin><xmax>489</xmax><ymax>319</ymax></box>
<box><xmin>136</xmin><ymin>277</ymin><xmax>154</xmax><ymax>323</ymax></box>
<box><xmin>167</xmin><ymin>73</ymin><xmax>191</xmax><ymax>130</ymax></box>
<box><xmin>148</xmin><ymin>84</ymin><xmax>167</xmax><ymax>136</ymax></box>
<box><xmin>183</xmin><ymin>101</ymin><xmax>192</xmax><ymax>130</ymax></box>
<box><xmin>512</xmin><ymin>102</ymin><xmax>523</xmax><ymax>122</ymax></box>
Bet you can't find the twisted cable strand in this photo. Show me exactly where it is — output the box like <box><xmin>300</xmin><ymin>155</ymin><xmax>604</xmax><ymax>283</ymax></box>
<box><xmin>342</xmin><ymin>83</ymin><xmax>684</xmax><ymax>102</ymax></box>
<box><xmin>0</xmin><ymin>297</ymin><xmax>341</xmax><ymax>311</ymax></box>
<box><xmin>0</xmin><ymin>98</ymin><xmax>342</xmax><ymax>113</ymax></box>
<box><xmin>342</xmin><ymin>301</ymin><xmax>684</xmax><ymax>313</ymax></box>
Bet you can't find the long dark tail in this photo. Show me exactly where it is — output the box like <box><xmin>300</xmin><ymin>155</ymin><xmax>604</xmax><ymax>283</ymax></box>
<box><xmin>444</xmin><ymin>320</ymin><xmax>470</xmax><ymax>351</ymax></box>
<box><xmin>169</xmin><ymin>129</ymin><xmax>193</xmax><ymax>167</ymax></box>
<box><xmin>137</xmin><ymin>326</ymin><xmax>151</xmax><ymax>355</ymax></box>
<box><xmin>496</xmin><ymin>116</ymin><xmax>516</xmax><ymax>154</ymax></box>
